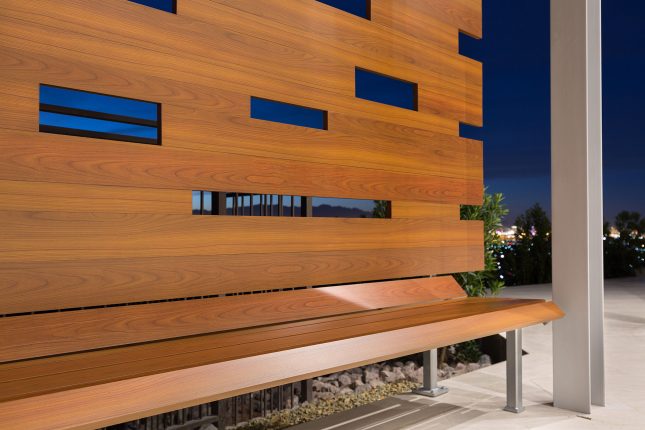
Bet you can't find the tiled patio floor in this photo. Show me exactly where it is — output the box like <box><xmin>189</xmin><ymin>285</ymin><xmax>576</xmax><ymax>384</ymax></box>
<box><xmin>290</xmin><ymin>277</ymin><xmax>645</xmax><ymax>430</ymax></box>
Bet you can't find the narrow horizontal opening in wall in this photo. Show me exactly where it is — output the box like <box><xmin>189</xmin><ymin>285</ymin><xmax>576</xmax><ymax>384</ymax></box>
<box><xmin>355</xmin><ymin>68</ymin><xmax>418</xmax><ymax>111</ymax></box>
<box><xmin>317</xmin><ymin>0</ymin><xmax>371</xmax><ymax>19</ymax></box>
<box><xmin>0</xmin><ymin>276</ymin><xmax>428</xmax><ymax>318</ymax></box>
<box><xmin>250</xmin><ymin>97</ymin><xmax>328</xmax><ymax>130</ymax></box>
<box><xmin>39</xmin><ymin>84</ymin><xmax>161</xmax><ymax>145</ymax></box>
<box><xmin>129</xmin><ymin>0</ymin><xmax>177</xmax><ymax>14</ymax></box>
<box><xmin>192</xmin><ymin>192</ymin><xmax>390</xmax><ymax>219</ymax></box>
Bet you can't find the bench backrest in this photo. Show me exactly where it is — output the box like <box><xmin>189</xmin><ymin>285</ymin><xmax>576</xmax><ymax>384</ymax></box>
<box><xmin>0</xmin><ymin>0</ymin><xmax>483</xmax><ymax>362</ymax></box>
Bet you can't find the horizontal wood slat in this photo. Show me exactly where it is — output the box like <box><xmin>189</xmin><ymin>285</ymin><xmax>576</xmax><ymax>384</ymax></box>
<box><xmin>0</xmin><ymin>277</ymin><xmax>466</xmax><ymax>362</ymax></box>
<box><xmin>0</xmin><ymin>246</ymin><xmax>482</xmax><ymax>315</ymax></box>
<box><xmin>193</xmin><ymin>0</ymin><xmax>472</xmax><ymax>78</ymax></box>
<box><xmin>0</xmin><ymin>299</ymin><xmax>555</xmax><ymax>399</ymax></box>
<box><xmin>392</xmin><ymin>201</ymin><xmax>461</xmax><ymax>219</ymax></box>
<box><xmin>0</xmin><ymin>0</ymin><xmax>481</xmax><ymax>129</ymax></box>
<box><xmin>0</xmin><ymin>210</ymin><xmax>483</xmax><ymax>262</ymax></box>
<box><xmin>0</xmin><ymin>71</ymin><xmax>482</xmax><ymax>180</ymax></box>
<box><xmin>369</xmin><ymin>1</ymin><xmax>459</xmax><ymax>50</ymax></box>
<box><xmin>0</xmin><ymin>301</ymin><xmax>563</xmax><ymax>429</ymax></box>
<box><xmin>181</xmin><ymin>0</ymin><xmax>482</xmax><ymax>125</ymax></box>
<box><xmin>0</xmin><ymin>180</ymin><xmax>187</xmax><ymax>215</ymax></box>
<box><xmin>373</xmin><ymin>0</ymin><xmax>483</xmax><ymax>39</ymax></box>
<box><xmin>2</xmin><ymin>297</ymin><xmax>498</xmax><ymax>387</ymax></box>
<box><xmin>0</xmin><ymin>129</ymin><xmax>483</xmax><ymax>205</ymax></box>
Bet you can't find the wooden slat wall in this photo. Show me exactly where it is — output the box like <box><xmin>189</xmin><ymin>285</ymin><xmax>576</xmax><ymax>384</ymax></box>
<box><xmin>0</xmin><ymin>277</ymin><xmax>468</xmax><ymax>362</ymax></box>
<box><xmin>0</xmin><ymin>0</ymin><xmax>483</xmax><ymax>315</ymax></box>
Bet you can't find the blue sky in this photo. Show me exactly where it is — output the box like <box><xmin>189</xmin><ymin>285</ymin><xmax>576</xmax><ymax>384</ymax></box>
<box><xmin>460</xmin><ymin>0</ymin><xmax>645</xmax><ymax>224</ymax></box>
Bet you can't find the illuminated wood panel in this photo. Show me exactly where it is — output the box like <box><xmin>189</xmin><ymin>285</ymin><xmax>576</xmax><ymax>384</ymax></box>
<box><xmin>0</xmin><ymin>0</ymin><xmax>485</xmax><ymax>344</ymax></box>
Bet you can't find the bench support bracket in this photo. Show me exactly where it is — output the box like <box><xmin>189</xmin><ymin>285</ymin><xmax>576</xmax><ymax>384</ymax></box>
<box><xmin>504</xmin><ymin>329</ymin><xmax>525</xmax><ymax>413</ymax></box>
<box><xmin>413</xmin><ymin>349</ymin><xmax>448</xmax><ymax>397</ymax></box>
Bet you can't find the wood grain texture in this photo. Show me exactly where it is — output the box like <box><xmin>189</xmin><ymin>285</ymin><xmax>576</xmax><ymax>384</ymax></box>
<box><xmin>0</xmin><ymin>246</ymin><xmax>482</xmax><ymax>315</ymax></box>
<box><xmin>181</xmin><ymin>0</ymin><xmax>482</xmax><ymax>125</ymax></box>
<box><xmin>0</xmin><ymin>1</ymin><xmax>490</xmax><ymax>425</ymax></box>
<box><xmin>0</xmin><ymin>301</ymin><xmax>562</xmax><ymax>429</ymax></box>
<box><xmin>0</xmin><ymin>180</ymin><xmax>187</xmax><ymax>215</ymax></box>
<box><xmin>0</xmin><ymin>69</ymin><xmax>482</xmax><ymax>180</ymax></box>
<box><xmin>0</xmin><ymin>245</ymin><xmax>483</xmax><ymax>314</ymax></box>
<box><xmin>0</xmin><ymin>299</ymin><xmax>494</xmax><ymax>388</ymax></box>
<box><xmin>373</xmin><ymin>0</ymin><xmax>483</xmax><ymax>39</ymax></box>
<box><xmin>0</xmin><ymin>0</ymin><xmax>481</xmax><ymax>129</ymax></box>
<box><xmin>392</xmin><ymin>201</ymin><xmax>461</xmax><ymax>220</ymax></box>
<box><xmin>0</xmin><ymin>210</ymin><xmax>483</xmax><ymax>262</ymax></box>
<box><xmin>0</xmin><ymin>299</ymin><xmax>555</xmax><ymax>397</ymax></box>
<box><xmin>0</xmin><ymin>277</ymin><xmax>466</xmax><ymax>362</ymax></box>
<box><xmin>369</xmin><ymin>1</ymin><xmax>459</xmax><ymax>50</ymax></box>
<box><xmin>0</xmin><ymin>129</ymin><xmax>482</xmax><ymax>205</ymax></box>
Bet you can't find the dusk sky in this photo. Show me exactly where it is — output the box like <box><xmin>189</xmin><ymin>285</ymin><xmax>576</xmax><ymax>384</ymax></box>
<box><xmin>460</xmin><ymin>0</ymin><xmax>645</xmax><ymax>225</ymax></box>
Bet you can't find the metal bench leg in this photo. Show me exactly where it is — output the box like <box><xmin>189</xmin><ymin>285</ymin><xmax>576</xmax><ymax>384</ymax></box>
<box><xmin>414</xmin><ymin>349</ymin><xmax>448</xmax><ymax>397</ymax></box>
<box><xmin>504</xmin><ymin>329</ymin><xmax>525</xmax><ymax>413</ymax></box>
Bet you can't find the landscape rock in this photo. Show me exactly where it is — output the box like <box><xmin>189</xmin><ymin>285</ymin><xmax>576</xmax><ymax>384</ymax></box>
<box><xmin>478</xmin><ymin>354</ymin><xmax>492</xmax><ymax>367</ymax></box>
<box><xmin>379</xmin><ymin>370</ymin><xmax>396</xmax><ymax>383</ymax></box>
<box><xmin>339</xmin><ymin>387</ymin><xmax>354</xmax><ymax>396</ymax></box>
<box><xmin>352</xmin><ymin>377</ymin><xmax>364</xmax><ymax>389</ymax></box>
<box><xmin>364</xmin><ymin>365</ymin><xmax>380</xmax><ymax>383</ymax></box>
<box><xmin>392</xmin><ymin>366</ymin><xmax>405</xmax><ymax>382</ymax></box>
<box><xmin>467</xmin><ymin>363</ymin><xmax>481</xmax><ymax>372</ymax></box>
<box><xmin>354</xmin><ymin>384</ymin><xmax>372</xmax><ymax>395</ymax></box>
<box><xmin>401</xmin><ymin>362</ymin><xmax>418</xmax><ymax>380</ymax></box>
<box><xmin>338</xmin><ymin>373</ymin><xmax>352</xmax><ymax>387</ymax></box>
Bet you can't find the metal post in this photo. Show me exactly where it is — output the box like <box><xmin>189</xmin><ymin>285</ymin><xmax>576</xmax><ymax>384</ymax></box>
<box><xmin>301</xmin><ymin>379</ymin><xmax>313</xmax><ymax>403</ymax></box>
<box><xmin>504</xmin><ymin>329</ymin><xmax>524</xmax><ymax>413</ymax></box>
<box><xmin>213</xmin><ymin>192</ymin><xmax>227</xmax><ymax>216</ymax></box>
<box><xmin>551</xmin><ymin>0</ymin><xmax>604</xmax><ymax>413</ymax></box>
<box><xmin>413</xmin><ymin>349</ymin><xmax>448</xmax><ymax>397</ymax></box>
<box><xmin>301</xmin><ymin>196</ymin><xmax>313</xmax><ymax>217</ymax></box>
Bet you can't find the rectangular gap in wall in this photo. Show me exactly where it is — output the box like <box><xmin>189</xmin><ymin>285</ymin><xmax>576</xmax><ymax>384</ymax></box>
<box><xmin>193</xmin><ymin>192</ymin><xmax>390</xmax><ymax>218</ymax></box>
<box><xmin>129</xmin><ymin>0</ymin><xmax>177</xmax><ymax>13</ymax></box>
<box><xmin>355</xmin><ymin>68</ymin><xmax>418</xmax><ymax>111</ymax></box>
<box><xmin>250</xmin><ymin>97</ymin><xmax>328</xmax><ymax>130</ymax></box>
<box><xmin>317</xmin><ymin>0</ymin><xmax>371</xmax><ymax>19</ymax></box>
<box><xmin>458</xmin><ymin>30</ymin><xmax>483</xmax><ymax>62</ymax></box>
<box><xmin>39</xmin><ymin>85</ymin><xmax>161</xmax><ymax>145</ymax></box>
<box><xmin>458</xmin><ymin>122</ymin><xmax>483</xmax><ymax>140</ymax></box>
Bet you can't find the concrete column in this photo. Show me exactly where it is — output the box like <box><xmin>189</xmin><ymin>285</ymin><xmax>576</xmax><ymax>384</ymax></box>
<box><xmin>551</xmin><ymin>0</ymin><xmax>605</xmax><ymax>413</ymax></box>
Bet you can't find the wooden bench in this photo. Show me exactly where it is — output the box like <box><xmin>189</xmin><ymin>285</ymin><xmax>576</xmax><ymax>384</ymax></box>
<box><xmin>0</xmin><ymin>276</ymin><xmax>562</xmax><ymax>429</ymax></box>
<box><xmin>0</xmin><ymin>0</ymin><xmax>564</xmax><ymax>428</ymax></box>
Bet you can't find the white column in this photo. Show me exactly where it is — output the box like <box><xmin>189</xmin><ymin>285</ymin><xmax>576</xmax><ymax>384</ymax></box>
<box><xmin>551</xmin><ymin>0</ymin><xmax>605</xmax><ymax>414</ymax></box>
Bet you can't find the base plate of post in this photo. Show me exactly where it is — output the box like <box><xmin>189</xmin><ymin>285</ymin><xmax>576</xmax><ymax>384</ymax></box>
<box><xmin>413</xmin><ymin>386</ymin><xmax>449</xmax><ymax>398</ymax></box>
<box><xmin>503</xmin><ymin>405</ymin><xmax>525</xmax><ymax>414</ymax></box>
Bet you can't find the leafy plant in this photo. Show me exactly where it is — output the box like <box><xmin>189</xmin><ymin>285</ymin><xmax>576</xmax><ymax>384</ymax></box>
<box><xmin>372</xmin><ymin>200</ymin><xmax>390</xmax><ymax>219</ymax></box>
<box><xmin>503</xmin><ymin>203</ymin><xmax>552</xmax><ymax>285</ymax></box>
<box><xmin>455</xmin><ymin>189</ymin><xmax>508</xmax><ymax>297</ymax></box>
<box><xmin>604</xmin><ymin>211</ymin><xmax>644</xmax><ymax>278</ymax></box>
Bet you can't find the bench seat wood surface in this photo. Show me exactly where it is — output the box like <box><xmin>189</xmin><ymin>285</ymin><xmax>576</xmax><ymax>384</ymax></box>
<box><xmin>0</xmin><ymin>277</ymin><xmax>563</xmax><ymax>430</ymax></box>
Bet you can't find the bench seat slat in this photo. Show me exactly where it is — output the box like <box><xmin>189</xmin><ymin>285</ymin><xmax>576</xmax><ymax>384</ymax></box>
<box><xmin>0</xmin><ymin>299</ymin><xmax>563</xmax><ymax>430</ymax></box>
<box><xmin>0</xmin><ymin>276</ymin><xmax>466</xmax><ymax>363</ymax></box>
<box><xmin>0</xmin><ymin>298</ymin><xmax>561</xmax><ymax>404</ymax></box>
